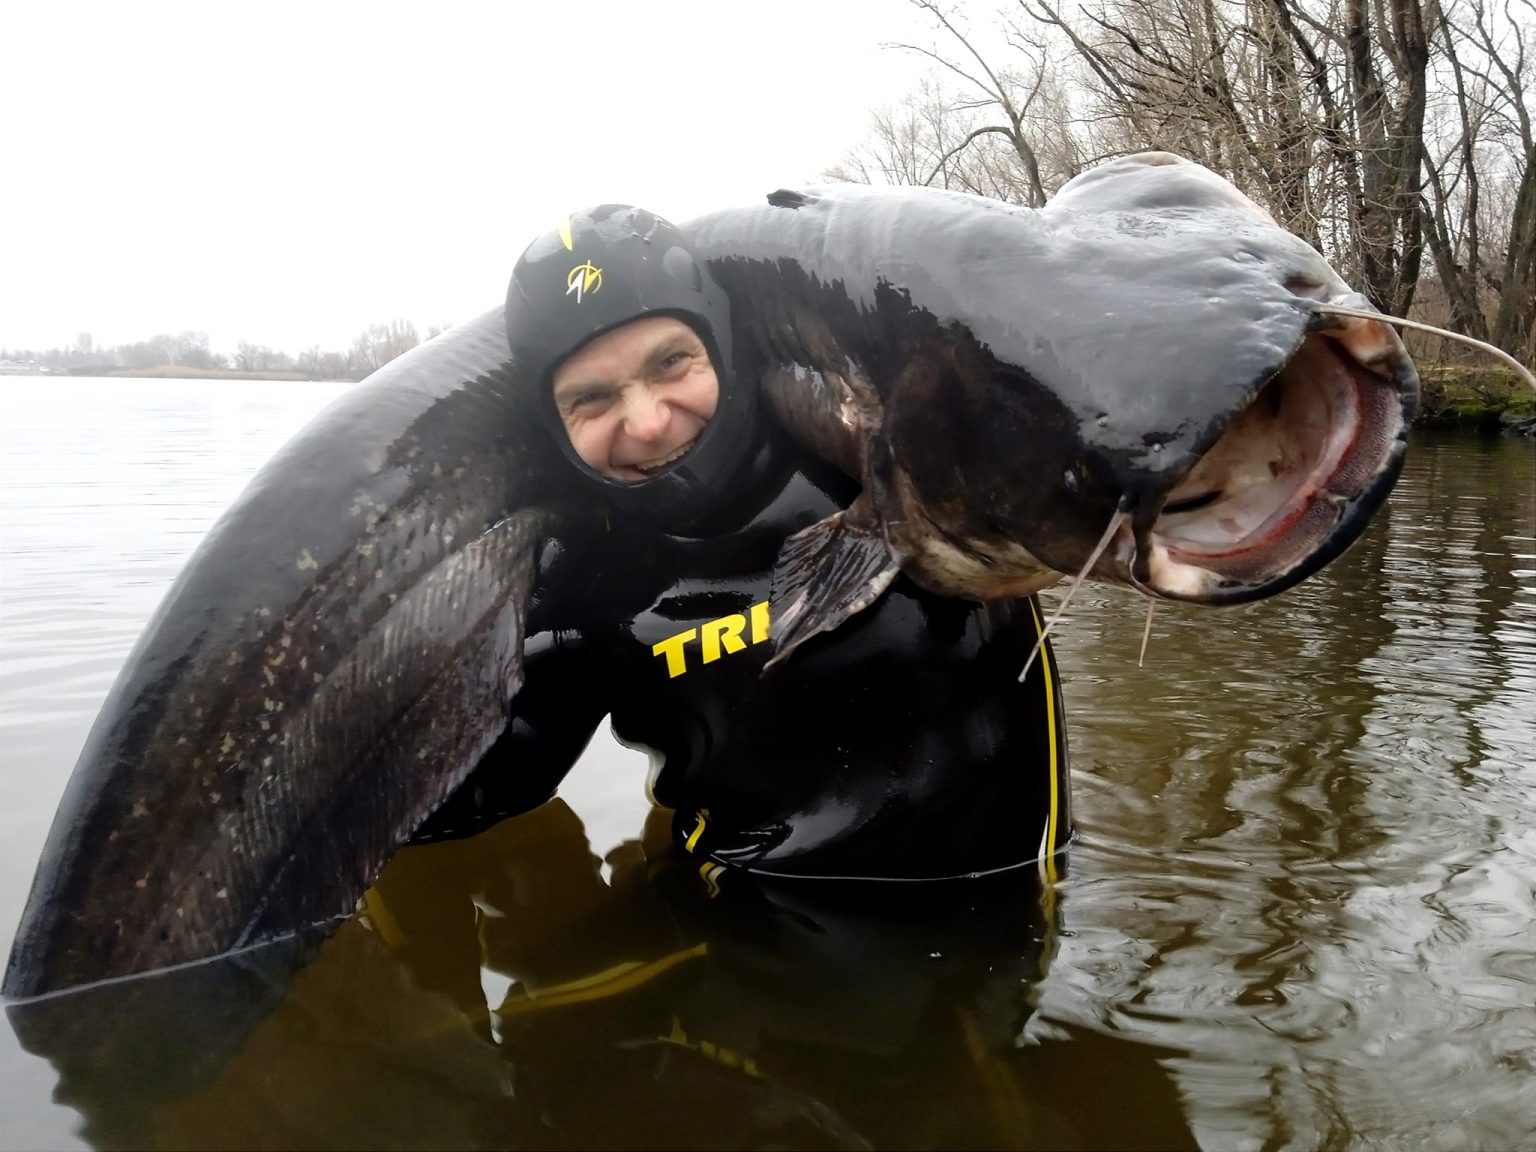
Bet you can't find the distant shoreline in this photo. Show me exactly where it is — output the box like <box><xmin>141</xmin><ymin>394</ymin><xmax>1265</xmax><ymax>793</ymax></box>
<box><xmin>3</xmin><ymin>363</ymin><xmax>1528</xmax><ymax>433</ymax></box>
<box><xmin>104</xmin><ymin>365</ymin><xmax>346</xmax><ymax>382</ymax></box>
<box><xmin>0</xmin><ymin>365</ymin><xmax>354</xmax><ymax>382</ymax></box>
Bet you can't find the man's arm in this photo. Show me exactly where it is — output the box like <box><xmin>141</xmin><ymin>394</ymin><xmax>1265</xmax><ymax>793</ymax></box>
<box><xmin>408</xmin><ymin>639</ymin><xmax>608</xmax><ymax>844</ymax></box>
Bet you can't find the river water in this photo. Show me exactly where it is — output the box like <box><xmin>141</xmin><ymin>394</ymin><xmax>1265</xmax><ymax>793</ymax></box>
<box><xmin>1</xmin><ymin>379</ymin><xmax>1532</xmax><ymax>1150</ymax></box>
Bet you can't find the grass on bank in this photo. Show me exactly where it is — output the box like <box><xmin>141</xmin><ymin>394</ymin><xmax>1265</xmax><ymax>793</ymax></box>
<box><xmin>1417</xmin><ymin>366</ymin><xmax>1536</xmax><ymax>432</ymax></box>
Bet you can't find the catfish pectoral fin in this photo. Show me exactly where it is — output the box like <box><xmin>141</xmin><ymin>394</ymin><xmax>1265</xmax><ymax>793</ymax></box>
<box><xmin>765</xmin><ymin>499</ymin><xmax>900</xmax><ymax>671</ymax></box>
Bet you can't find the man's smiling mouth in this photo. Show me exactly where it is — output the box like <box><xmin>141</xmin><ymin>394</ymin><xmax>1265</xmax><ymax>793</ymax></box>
<box><xmin>630</xmin><ymin>440</ymin><xmax>696</xmax><ymax>476</ymax></box>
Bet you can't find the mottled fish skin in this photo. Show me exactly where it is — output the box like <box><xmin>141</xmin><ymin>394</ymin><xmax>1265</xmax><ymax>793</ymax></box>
<box><xmin>3</xmin><ymin>312</ymin><xmax>560</xmax><ymax>998</ymax></box>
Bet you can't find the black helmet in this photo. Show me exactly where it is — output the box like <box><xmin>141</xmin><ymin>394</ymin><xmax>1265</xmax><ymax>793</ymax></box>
<box><xmin>505</xmin><ymin>204</ymin><xmax>760</xmax><ymax>532</ymax></box>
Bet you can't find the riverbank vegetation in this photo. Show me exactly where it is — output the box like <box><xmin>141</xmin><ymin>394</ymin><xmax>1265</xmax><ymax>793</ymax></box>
<box><xmin>832</xmin><ymin>0</ymin><xmax>1536</xmax><ymax>431</ymax></box>
<box><xmin>1419</xmin><ymin>367</ymin><xmax>1536</xmax><ymax>433</ymax></box>
<box><xmin>0</xmin><ymin>319</ymin><xmax>440</xmax><ymax>384</ymax></box>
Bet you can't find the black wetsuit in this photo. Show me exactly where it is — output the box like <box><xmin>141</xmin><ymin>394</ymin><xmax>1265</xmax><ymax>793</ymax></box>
<box><xmin>412</xmin><ymin>428</ymin><xmax>1071</xmax><ymax>882</ymax></box>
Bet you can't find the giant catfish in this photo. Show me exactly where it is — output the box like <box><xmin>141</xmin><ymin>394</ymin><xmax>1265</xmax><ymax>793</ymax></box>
<box><xmin>4</xmin><ymin>152</ymin><xmax>1420</xmax><ymax>999</ymax></box>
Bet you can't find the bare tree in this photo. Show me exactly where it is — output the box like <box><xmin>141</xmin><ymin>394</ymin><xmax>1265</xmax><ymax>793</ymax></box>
<box><xmin>1419</xmin><ymin>5</ymin><xmax>1492</xmax><ymax>345</ymax></box>
<box><xmin>827</xmin><ymin>78</ymin><xmax>1063</xmax><ymax>203</ymax></box>
<box><xmin>1453</xmin><ymin>0</ymin><xmax>1536</xmax><ymax>358</ymax></box>
<box><xmin>297</xmin><ymin>345</ymin><xmax>325</xmax><ymax>380</ymax></box>
<box><xmin>174</xmin><ymin>331</ymin><xmax>217</xmax><ymax>371</ymax></box>
<box><xmin>351</xmin><ymin>328</ymin><xmax>383</xmax><ymax>376</ymax></box>
<box><xmin>837</xmin><ymin>0</ymin><xmax>1536</xmax><ymax>350</ymax></box>
<box><xmin>351</xmin><ymin>319</ymin><xmax>419</xmax><ymax>378</ymax></box>
<box><xmin>1016</xmin><ymin>0</ymin><xmax>1435</xmax><ymax>314</ymax></box>
<box><xmin>235</xmin><ymin>342</ymin><xmax>275</xmax><ymax>373</ymax></box>
<box><xmin>828</xmin><ymin>3</ymin><xmax>1086</xmax><ymax>204</ymax></box>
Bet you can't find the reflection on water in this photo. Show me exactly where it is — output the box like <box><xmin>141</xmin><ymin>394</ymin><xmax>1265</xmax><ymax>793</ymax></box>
<box><xmin>12</xmin><ymin>802</ymin><xmax>1194</xmax><ymax>1151</ymax></box>
<box><xmin>1</xmin><ymin>387</ymin><xmax>1533</xmax><ymax>1150</ymax></box>
<box><xmin>1043</xmin><ymin>432</ymin><xmax>1536</xmax><ymax>1150</ymax></box>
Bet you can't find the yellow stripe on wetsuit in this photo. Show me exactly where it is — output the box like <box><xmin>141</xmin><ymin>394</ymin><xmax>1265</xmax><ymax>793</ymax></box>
<box><xmin>1027</xmin><ymin>598</ymin><xmax>1064</xmax><ymax>884</ymax></box>
<box><xmin>684</xmin><ymin>809</ymin><xmax>709</xmax><ymax>852</ymax></box>
<box><xmin>496</xmin><ymin>942</ymin><xmax>709</xmax><ymax>1017</ymax></box>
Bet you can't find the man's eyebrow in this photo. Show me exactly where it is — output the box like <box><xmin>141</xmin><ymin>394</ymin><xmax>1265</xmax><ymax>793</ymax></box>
<box><xmin>553</xmin><ymin>377</ymin><xmax>617</xmax><ymax>405</ymax></box>
<box><xmin>642</xmin><ymin>334</ymin><xmax>696</xmax><ymax>371</ymax></box>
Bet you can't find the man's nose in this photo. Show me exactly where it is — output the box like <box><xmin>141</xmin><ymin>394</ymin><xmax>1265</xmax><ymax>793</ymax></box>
<box><xmin>621</xmin><ymin>388</ymin><xmax>669</xmax><ymax>441</ymax></box>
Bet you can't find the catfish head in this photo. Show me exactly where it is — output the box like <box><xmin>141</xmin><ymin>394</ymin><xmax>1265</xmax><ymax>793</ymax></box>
<box><xmin>1030</xmin><ymin>153</ymin><xmax>1420</xmax><ymax>606</ymax></box>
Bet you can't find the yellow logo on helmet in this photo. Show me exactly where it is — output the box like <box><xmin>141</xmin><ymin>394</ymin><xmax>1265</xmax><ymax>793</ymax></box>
<box><xmin>558</xmin><ymin>218</ymin><xmax>574</xmax><ymax>251</ymax></box>
<box><xmin>566</xmin><ymin>260</ymin><xmax>603</xmax><ymax>303</ymax></box>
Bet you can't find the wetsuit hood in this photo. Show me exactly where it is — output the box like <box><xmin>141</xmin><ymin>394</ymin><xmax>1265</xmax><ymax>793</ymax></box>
<box><xmin>506</xmin><ymin>205</ymin><xmax>761</xmax><ymax>533</ymax></box>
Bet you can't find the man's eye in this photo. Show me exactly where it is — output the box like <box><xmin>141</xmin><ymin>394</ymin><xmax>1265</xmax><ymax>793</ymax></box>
<box><xmin>659</xmin><ymin>351</ymin><xmax>688</xmax><ymax>372</ymax></box>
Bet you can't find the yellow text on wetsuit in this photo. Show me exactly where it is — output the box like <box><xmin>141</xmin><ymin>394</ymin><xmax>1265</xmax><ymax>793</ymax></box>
<box><xmin>660</xmin><ymin>1017</ymin><xmax>762</xmax><ymax>1077</ymax></box>
<box><xmin>652</xmin><ymin>601</ymin><xmax>770</xmax><ymax>678</ymax></box>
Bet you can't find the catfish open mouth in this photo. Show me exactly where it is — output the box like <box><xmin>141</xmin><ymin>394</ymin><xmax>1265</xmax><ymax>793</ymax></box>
<box><xmin>1133</xmin><ymin>312</ymin><xmax>1417</xmax><ymax>603</ymax></box>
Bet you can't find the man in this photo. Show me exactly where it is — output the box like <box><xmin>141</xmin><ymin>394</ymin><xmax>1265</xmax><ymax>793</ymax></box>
<box><xmin>411</xmin><ymin>204</ymin><xmax>1070</xmax><ymax>885</ymax></box>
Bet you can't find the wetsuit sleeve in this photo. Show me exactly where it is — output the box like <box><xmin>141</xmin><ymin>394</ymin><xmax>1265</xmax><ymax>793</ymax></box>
<box><xmin>407</xmin><ymin>639</ymin><xmax>607</xmax><ymax>844</ymax></box>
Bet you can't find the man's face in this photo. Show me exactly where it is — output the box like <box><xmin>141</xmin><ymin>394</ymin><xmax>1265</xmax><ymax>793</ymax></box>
<box><xmin>551</xmin><ymin>315</ymin><xmax>719</xmax><ymax>481</ymax></box>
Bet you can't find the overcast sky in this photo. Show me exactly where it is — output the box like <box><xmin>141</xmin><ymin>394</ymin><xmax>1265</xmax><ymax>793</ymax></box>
<box><xmin>1</xmin><ymin>1</ymin><xmax>946</xmax><ymax>356</ymax></box>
